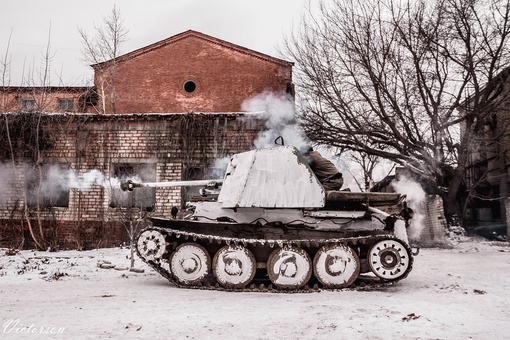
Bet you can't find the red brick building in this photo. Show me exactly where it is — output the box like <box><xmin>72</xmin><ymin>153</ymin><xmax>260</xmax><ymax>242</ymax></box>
<box><xmin>1</xmin><ymin>86</ymin><xmax>94</xmax><ymax>113</ymax></box>
<box><xmin>0</xmin><ymin>30</ymin><xmax>294</xmax><ymax>249</ymax></box>
<box><xmin>92</xmin><ymin>30</ymin><xmax>294</xmax><ymax>114</ymax></box>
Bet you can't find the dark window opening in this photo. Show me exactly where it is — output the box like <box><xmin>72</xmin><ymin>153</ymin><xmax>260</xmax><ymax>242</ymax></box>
<box><xmin>286</xmin><ymin>82</ymin><xmax>295</xmax><ymax>97</ymax></box>
<box><xmin>26</xmin><ymin>164</ymin><xmax>70</xmax><ymax>208</ymax></box>
<box><xmin>470</xmin><ymin>185</ymin><xmax>502</xmax><ymax>221</ymax></box>
<box><xmin>184</xmin><ymin>80</ymin><xmax>196</xmax><ymax>93</ymax></box>
<box><xmin>58</xmin><ymin>98</ymin><xmax>74</xmax><ymax>111</ymax></box>
<box><xmin>186</xmin><ymin>167</ymin><xmax>203</xmax><ymax>181</ymax></box>
<box><xmin>183</xmin><ymin>167</ymin><xmax>204</xmax><ymax>203</ymax></box>
<box><xmin>110</xmin><ymin>163</ymin><xmax>156</xmax><ymax>211</ymax></box>
<box><xmin>21</xmin><ymin>99</ymin><xmax>36</xmax><ymax>111</ymax></box>
<box><xmin>182</xmin><ymin>166</ymin><xmax>224</xmax><ymax>204</ymax></box>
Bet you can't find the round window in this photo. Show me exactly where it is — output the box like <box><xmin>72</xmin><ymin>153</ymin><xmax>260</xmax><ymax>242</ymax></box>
<box><xmin>183</xmin><ymin>80</ymin><xmax>196</xmax><ymax>93</ymax></box>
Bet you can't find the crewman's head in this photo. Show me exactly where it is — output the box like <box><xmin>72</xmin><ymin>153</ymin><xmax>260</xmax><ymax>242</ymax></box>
<box><xmin>300</xmin><ymin>145</ymin><xmax>313</xmax><ymax>156</ymax></box>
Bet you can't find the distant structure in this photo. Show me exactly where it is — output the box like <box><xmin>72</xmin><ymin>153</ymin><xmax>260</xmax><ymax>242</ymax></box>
<box><xmin>1</xmin><ymin>86</ymin><xmax>95</xmax><ymax>113</ymax></box>
<box><xmin>460</xmin><ymin>67</ymin><xmax>510</xmax><ymax>240</ymax></box>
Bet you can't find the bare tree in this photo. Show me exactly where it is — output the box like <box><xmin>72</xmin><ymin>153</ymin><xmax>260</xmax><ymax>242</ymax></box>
<box><xmin>1</xmin><ymin>25</ymin><xmax>68</xmax><ymax>250</ymax></box>
<box><xmin>283</xmin><ymin>0</ymin><xmax>510</xmax><ymax>220</ymax></box>
<box><xmin>79</xmin><ymin>5</ymin><xmax>128</xmax><ymax>114</ymax></box>
<box><xmin>1</xmin><ymin>30</ymin><xmax>14</xmax><ymax>153</ymax></box>
<box><xmin>348</xmin><ymin>151</ymin><xmax>393</xmax><ymax>192</ymax></box>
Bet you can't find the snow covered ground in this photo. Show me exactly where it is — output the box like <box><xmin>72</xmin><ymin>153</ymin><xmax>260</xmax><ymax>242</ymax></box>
<box><xmin>1</xmin><ymin>237</ymin><xmax>509</xmax><ymax>340</ymax></box>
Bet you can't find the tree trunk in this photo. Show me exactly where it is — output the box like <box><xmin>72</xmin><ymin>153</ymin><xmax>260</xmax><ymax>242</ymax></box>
<box><xmin>129</xmin><ymin>220</ymin><xmax>135</xmax><ymax>269</ymax></box>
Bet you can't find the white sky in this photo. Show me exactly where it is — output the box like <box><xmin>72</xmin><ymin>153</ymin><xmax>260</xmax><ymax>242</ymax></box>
<box><xmin>0</xmin><ymin>0</ymin><xmax>307</xmax><ymax>86</ymax></box>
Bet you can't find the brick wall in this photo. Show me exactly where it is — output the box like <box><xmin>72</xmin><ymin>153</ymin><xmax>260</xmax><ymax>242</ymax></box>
<box><xmin>94</xmin><ymin>32</ymin><xmax>294</xmax><ymax>114</ymax></box>
<box><xmin>0</xmin><ymin>112</ymin><xmax>262</xmax><ymax>249</ymax></box>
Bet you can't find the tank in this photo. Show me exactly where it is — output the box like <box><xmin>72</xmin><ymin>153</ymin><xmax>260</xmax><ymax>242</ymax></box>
<box><xmin>123</xmin><ymin>146</ymin><xmax>415</xmax><ymax>292</ymax></box>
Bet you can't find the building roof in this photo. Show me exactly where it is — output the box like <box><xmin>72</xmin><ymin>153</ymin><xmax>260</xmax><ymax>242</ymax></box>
<box><xmin>1</xmin><ymin>111</ymin><xmax>264</xmax><ymax>120</ymax></box>
<box><xmin>1</xmin><ymin>86</ymin><xmax>91</xmax><ymax>93</ymax></box>
<box><xmin>93</xmin><ymin>30</ymin><xmax>294</xmax><ymax>69</ymax></box>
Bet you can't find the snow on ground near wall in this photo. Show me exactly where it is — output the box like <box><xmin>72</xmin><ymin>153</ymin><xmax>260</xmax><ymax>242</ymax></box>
<box><xmin>1</xmin><ymin>238</ymin><xmax>509</xmax><ymax>340</ymax></box>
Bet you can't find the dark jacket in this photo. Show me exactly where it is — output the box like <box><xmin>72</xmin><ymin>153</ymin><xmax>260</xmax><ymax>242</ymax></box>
<box><xmin>305</xmin><ymin>151</ymin><xmax>343</xmax><ymax>190</ymax></box>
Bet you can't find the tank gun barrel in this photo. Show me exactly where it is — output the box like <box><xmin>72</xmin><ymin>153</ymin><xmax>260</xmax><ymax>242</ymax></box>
<box><xmin>120</xmin><ymin>179</ymin><xmax>223</xmax><ymax>192</ymax></box>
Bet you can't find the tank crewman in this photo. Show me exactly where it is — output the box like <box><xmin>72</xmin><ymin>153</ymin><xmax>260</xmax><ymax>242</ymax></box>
<box><xmin>300</xmin><ymin>145</ymin><xmax>344</xmax><ymax>191</ymax></box>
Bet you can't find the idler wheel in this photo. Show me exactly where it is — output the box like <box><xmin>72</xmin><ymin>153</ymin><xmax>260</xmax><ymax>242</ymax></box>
<box><xmin>368</xmin><ymin>239</ymin><xmax>411</xmax><ymax>280</ymax></box>
<box><xmin>136</xmin><ymin>230</ymin><xmax>167</xmax><ymax>261</ymax></box>
<box><xmin>170</xmin><ymin>243</ymin><xmax>210</xmax><ymax>285</ymax></box>
<box><xmin>267</xmin><ymin>246</ymin><xmax>312</xmax><ymax>289</ymax></box>
<box><xmin>213</xmin><ymin>245</ymin><xmax>256</xmax><ymax>289</ymax></box>
<box><xmin>313</xmin><ymin>244</ymin><xmax>360</xmax><ymax>289</ymax></box>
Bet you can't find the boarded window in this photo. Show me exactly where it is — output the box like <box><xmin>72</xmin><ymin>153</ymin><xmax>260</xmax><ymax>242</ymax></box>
<box><xmin>58</xmin><ymin>98</ymin><xmax>74</xmax><ymax>111</ymax></box>
<box><xmin>26</xmin><ymin>164</ymin><xmax>70</xmax><ymax>208</ymax></box>
<box><xmin>21</xmin><ymin>99</ymin><xmax>36</xmax><ymax>111</ymax></box>
<box><xmin>110</xmin><ymin>163</ymin><xmax>156</xmax><ymax>211</ymax></box>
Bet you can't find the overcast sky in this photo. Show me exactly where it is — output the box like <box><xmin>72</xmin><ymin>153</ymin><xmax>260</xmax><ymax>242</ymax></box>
<box><xmin>0</xmin><ymin>0</ymin><xmax>307</xmax><ymax>86</ymax></box>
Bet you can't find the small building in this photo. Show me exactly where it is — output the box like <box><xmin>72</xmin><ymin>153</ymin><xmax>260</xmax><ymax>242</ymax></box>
<box><xmin>0</xmin><ymin>86</ymin><xmax>96</xmax><ymax>113</ymax></box>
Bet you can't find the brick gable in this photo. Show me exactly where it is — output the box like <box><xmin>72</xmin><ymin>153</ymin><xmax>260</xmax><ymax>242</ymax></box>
<box><xmin>93</xmin><ymin>30</ymin><xmax>294</xmax><ymax>114</ymax></box>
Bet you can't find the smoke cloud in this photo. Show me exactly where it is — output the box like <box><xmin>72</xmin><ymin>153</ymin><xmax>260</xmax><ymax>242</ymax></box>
<box><xmin>46</xmin><ymin>166</ymin><xmax>107</xmax><ymax>191</ymax></box>
<box><xmin>210</xmin><ymin>157</ymin><xmax>231</xmax><ymax>179</ymax></box>
<box><xmin>0</xmin><ymin>163</ymin><xmax>127</xmax><ymax>206</ymax></box>
<box><xmin>391</xmin><ymin>176</ymin><xmax>427</xmax><ymax>240</ymax></box>
<box><xmin>241</xmin><ymin>91</ymin><xmax>309</xmax><ymax>149</ymax></box>
<box><xmin>23</xmin><ymin>165</ymin><xmax>112</xmax><ymax>205</ymax></box>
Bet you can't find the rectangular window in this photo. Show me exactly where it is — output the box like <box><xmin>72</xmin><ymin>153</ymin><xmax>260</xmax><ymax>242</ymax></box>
<box><xmin>21</xmin><ymin>99</ymin><xmax>36</xmax><ymax>111</ymax></box>
<box><xmin>184</xmin><ymin>167</ymin><xmax>205</xmax><ymax>202</ymax></box>
<box><xmin>110</xmin><ymin>163</ymin><xmax>156</xmax><ymax>211</ymax></box>
<box><xmin>58</xmin><ymin>98</ymin><xmax>74</xmax><ymax>111</ymax></box>
<box><xmin>183</xmin><ymin>166</ymin><xmax>223</xmax><ymax>202</ymax></box>
<box><xmin>26</xmin><ymin>164</ymin><xmax>70</xmax><ymax>208</ymax></box>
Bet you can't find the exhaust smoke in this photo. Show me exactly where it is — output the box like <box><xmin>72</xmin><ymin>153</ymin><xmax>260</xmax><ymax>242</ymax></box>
<box><xmin>391</xmin><ymin>176</ymin><xmax>426</xmax><ymax>240</ymax></box>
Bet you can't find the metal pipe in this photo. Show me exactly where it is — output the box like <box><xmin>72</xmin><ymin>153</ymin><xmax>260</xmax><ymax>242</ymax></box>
<box><xmin>121</xmin><ymin>179</ymin><xmax>223</xmax><ymax>191</ymax></box>
<box><xmin>363</xmin><ymin>204</ymin><xmax>390</xmax><ymax>218</ymax></box>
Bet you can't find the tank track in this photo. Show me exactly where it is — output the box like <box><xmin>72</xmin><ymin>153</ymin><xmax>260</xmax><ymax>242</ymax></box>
<box><xmin>136</xmin><ymin>226</ymin><xmax>414</xmax><ymax>293</ymax></box>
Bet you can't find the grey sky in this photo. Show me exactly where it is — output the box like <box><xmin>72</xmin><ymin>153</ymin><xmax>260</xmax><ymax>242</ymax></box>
<box><xmin>0</xmin><ymin>0</ymin><xmax>306</xmax><ymax>86</ymax></box>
